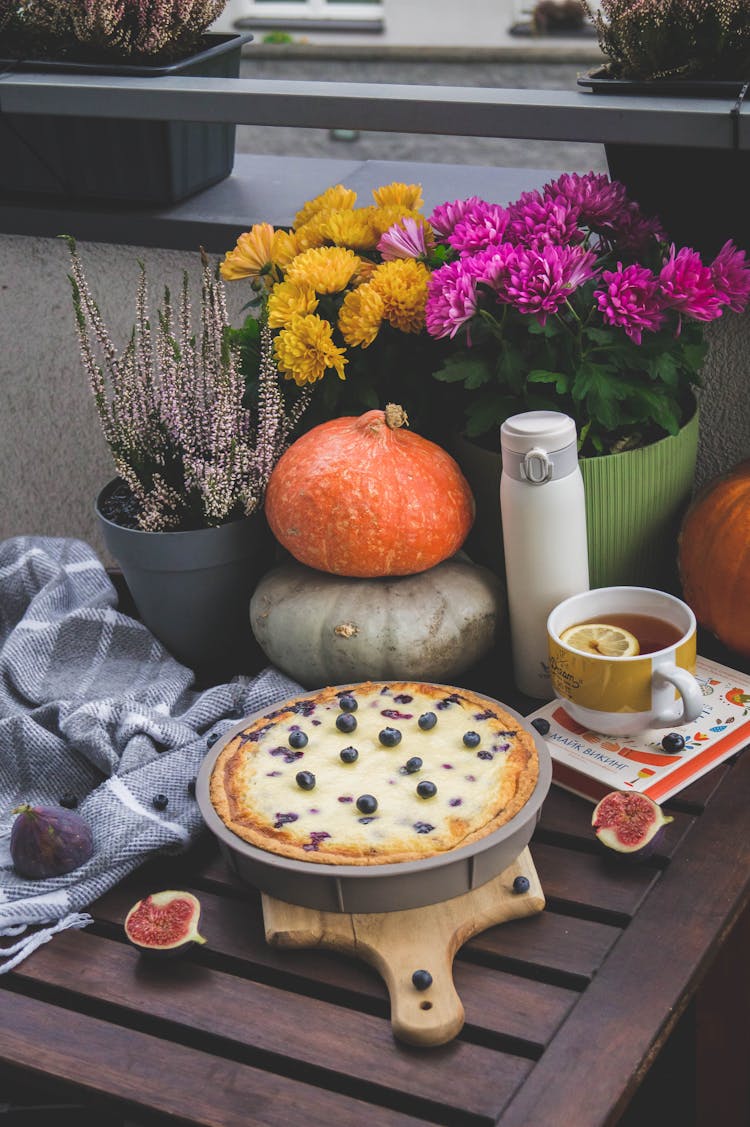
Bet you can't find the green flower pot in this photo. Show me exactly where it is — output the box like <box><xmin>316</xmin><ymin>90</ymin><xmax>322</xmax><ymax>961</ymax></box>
<box><xmin>451</xmin><ymin>405</ymin><xmax>699</xmax><ymax>592</ymax></box>
<box><xmin>580</xmin><ymin>406</ymin><xmax>699</xmax><ymax>590</ymax></box>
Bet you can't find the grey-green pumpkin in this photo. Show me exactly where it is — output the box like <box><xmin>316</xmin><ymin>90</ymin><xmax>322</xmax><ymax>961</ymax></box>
<box><xmin>250</xmin><ymin>556</ymin><xmax>504</xmax><ymax>688</ymax></box>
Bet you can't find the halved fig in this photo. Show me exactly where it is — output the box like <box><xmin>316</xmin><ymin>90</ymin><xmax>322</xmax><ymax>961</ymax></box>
<box><xmin>591</xmin><ymin>791</ymin><xmax>673</xmax><ymax>861</ymax></box>
<box><xmin>124</xmin><ymin>890</ymin><xmax>206</xmax><ymax>956</ymax></box>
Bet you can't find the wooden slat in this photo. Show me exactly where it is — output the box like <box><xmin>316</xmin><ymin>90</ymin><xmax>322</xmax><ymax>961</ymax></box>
<box><xmin>0</xmin><ymin>990</ymin><xmax>426</xmax><ymax>1127</ymax></box>
<box><xmin>468</xmin><ymin>911</ymin><xmax>621</xmax><ymax>985</ymax></box>
<box><xmin>528</xmin><ymin>843</ymin><xmax>659</xmax><ymax>922</ymax></box>
<box><xmin>92</xmin><ymin>883</ymin><xmax>577</xmax><ymax>1046</ymax></box>
<box><xmin>497</xmin><ymin>750</ymin><xmax>750</xmax><ymax>1126</ymax></box>
<box><xmin>10</xmin><ymin>930</ymin><xmax>531</xmax><ymax>1122</ymax></box>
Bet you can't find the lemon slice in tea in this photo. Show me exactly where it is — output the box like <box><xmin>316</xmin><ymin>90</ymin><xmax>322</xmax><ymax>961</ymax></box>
<box><xmin>560</xmin><ymin>623</ymin><xmax>640</xmax><ymax>657</ymax></box>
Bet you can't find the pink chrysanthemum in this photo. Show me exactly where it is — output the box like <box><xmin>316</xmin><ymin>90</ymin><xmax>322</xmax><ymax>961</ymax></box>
<box><xmin>466</xmin><ymin>242</ymin><xmax>519</xmax><ymax>300</ymax></box>
<box><xmin>613</xmin><ymin>203</ymin><xmax>666</xmax><ymax>253</ymax></box>
<box><xmin>710</xmin><ymin>240</ymin><xmax>750</xmax><ymax>313</ymax></box>
<box><xmin>505</xmin><ymin>244</ymin><xmax>598</xmax><ymax>324</ymax></box>
<box><xmin>425</xmin><ymin>260</ymin><xmax>478</xmax><ymax>339</ymax></box>
<box><xmin>378</xmin><ymin>216</ymin><xmax>430</xmax><ymax>261</ymax></box>
<box><xmin>447</xmin><ymin>202</ymin><xmax>510</xmax><ymax>255</ymax></box>
<box><xmin>544</xmin><ymin>172</ymin><xmax>627</xmax><ymax>231</ymax></box>
<box><xmin>507</xmin><ymin>190</ymin><xmax>583</xmax><ymax>247</ymax></box>
<box><xmin>594</xmin><ymin>263</ymin><xmax>666</xmax><ymax>344</ymax></box>
<box><xmin>428</xmin><ymin>196</ymin><xmax>484</xmax><ymax>238</ymax></box>
<box><xmin>659</xmin><ymin>246</ymin><xmax>723</xmax><ymax>322</ymax></box>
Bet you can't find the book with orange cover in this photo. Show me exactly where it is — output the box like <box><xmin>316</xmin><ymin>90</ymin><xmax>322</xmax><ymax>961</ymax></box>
<box><xmin>526</xmin><ymin>656</ymin><xmax>750</xmax><ymax>804</ymax></box>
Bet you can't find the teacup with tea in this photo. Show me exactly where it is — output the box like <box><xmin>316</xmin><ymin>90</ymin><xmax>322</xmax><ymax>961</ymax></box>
<box><xmin>547</xmin><ymin>587</ymin><xmax>703</xmax><ymax>735</ymax></box>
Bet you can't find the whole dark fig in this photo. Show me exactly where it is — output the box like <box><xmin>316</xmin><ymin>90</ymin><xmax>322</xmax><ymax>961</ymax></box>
<box><xmin>592</xmin><ymin>791</ymin><xmax>673</xmax><ymax>862</ymax></box>
<box><xmin>124</xmin><ymin>890</ymin><xmax>205</xmax><ymax>957</ymax></box>
<box><xmin>10</xmin><ymin>803</ymin><xmax>94</xmax><ymax>879</ymax></box>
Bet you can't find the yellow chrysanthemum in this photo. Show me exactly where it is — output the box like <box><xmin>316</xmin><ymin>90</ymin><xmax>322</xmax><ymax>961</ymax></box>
<box><xmin>370</xmin><ymin>259</ymin><xmax>430</xmax><ymax>334</ymax></box>
<box><xmin>352</xmin><ymin>258</ymin><xmax>378</xmax><ymax>285</ymax></box>
<box><xmin>293</xmin><ymin>213</ymin><xmax>331</xmax><ymax>252</ymax></box>
<box><xmin>369</xmin><ymin>205</ymin><xmax>424</xmax><ymax>237</ymax></box>
<box><xmin>220</xmin><ymin>223</ymin><xmax>275</xmax><ymax>281</ymax></box>
<box><xmin>270</xmin><ymin>229</ymin><xmax>300</xmax><ymax>269</ymax></box>
<box><xmin>293</xmin><ymin>185</ymin><xmax>357</xmax><ymax>230</ymax></box>
<box><xmin>338</xmin><ymin>284</ymin><xmax>385</xmax><ymax>348</ymax></box>
<box><xmin>323</xmin><ymin>207</ymin><xmax>379</xmax><ymax>251</ymax></box>
<box><xmin>267</xmin><ymin>281</ymin><xmax>319</xmax><ymax>328</ymax></box>
<box><xmin>286</xmin><ymin>246</ymin><xmax>361</xmax><ymax>294</ymax></box>
<box><xmin>274</xmin><ymin>314</ymin><xmax>348</xmax><ymax>386</ymax></box>
<box><xmin>372</xmin><ymin>182</ymin><xmax>424</xmax><ymax>212</ymax></box>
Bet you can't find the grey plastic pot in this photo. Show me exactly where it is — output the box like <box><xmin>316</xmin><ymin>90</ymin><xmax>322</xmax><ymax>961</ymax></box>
<box><xmin>96</xmin><ymin>480</ymin><xmax>272</xmax><ymax>676</ymax></box>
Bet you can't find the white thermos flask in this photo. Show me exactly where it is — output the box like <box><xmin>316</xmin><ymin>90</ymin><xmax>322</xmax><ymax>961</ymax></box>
<box><xmin>500</xmin><ymin>411</ymin><xmax>590</xmax><ymax>699</ymax></box>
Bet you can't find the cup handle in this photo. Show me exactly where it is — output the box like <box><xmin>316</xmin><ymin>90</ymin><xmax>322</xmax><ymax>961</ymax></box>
<box><xmin>652</xmin><ymin>664</ymin><xmax>703</xmax><ymax>727</ymax></box>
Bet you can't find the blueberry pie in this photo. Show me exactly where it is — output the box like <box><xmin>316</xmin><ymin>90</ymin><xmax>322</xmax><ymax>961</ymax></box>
<box><xmin>209</xmin><ymin>682</ymin><xmax>539</xmax><ymax>865</ymax></box>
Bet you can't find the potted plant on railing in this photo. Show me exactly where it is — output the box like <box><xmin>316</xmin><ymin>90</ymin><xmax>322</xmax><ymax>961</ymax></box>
<box><xmin>579</xmin><ymin>0</ymin><xmax>750</xmax><ymax>256</ymax></box>
<box><xmin>65</xmin><ymin>237</ymin><xmax>310</xmax><ymax>677</ymax></box>
<box><xmin>0</xmin><ymin>0</ymin><xmax>251</xmax><ymax>205</ymax></box>
<box><xmin>422</xmin><ymin>172</ymin><xmax>750</xmax><ymax>587</ymax></box>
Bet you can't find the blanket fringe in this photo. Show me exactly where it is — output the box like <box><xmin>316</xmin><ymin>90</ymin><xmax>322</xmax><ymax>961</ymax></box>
<box><xmin>0</xmin><ymin>913</ymin><xmax>94</xmax><ymax>974</ymax></box>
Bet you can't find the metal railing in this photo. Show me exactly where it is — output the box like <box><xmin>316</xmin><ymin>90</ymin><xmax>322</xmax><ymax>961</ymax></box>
<box><xmin>0</xmin><ymin>73</ymin><xmax>745</xmax><ymax>149</ymax></box>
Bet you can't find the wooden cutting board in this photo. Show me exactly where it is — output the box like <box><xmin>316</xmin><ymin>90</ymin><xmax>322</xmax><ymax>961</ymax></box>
<box><xmin>262</xmin><ymin>846</ymin><xmax>544</xmax><ymax>1047</ymax></box>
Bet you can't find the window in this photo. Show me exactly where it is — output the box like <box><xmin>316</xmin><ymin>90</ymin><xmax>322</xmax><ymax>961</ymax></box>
<box><xmin>239</xmin><ymin>0</ymin><xmax>383</xmax><ymax>21</ymax></box>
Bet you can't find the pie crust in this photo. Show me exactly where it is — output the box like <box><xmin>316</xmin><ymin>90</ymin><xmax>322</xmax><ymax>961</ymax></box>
<box><xmin>209</xmin><ymin>681</ymin><xmax>539</xmax><ymax>866</ymax></box>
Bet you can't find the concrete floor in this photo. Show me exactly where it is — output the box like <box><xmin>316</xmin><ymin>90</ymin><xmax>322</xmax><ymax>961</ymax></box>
<box><xmin>235</xmin><ymin>57</ymin><xmax>608</xmax><ymax>175</ymax></box>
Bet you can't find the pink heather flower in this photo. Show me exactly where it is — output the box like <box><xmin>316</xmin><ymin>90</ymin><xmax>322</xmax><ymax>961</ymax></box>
<box><xmin>613</xmin><ymin>203</ymin><xmax>667</xmax><ymax>253</ymax></box>
<box><xmin>428</xmin><ymin>196</ymin><xmax>484</xmax><ymax>238</ymax></box>
<box><xmin>447</xmin><ymin>202</ymin><xmax>510</xmax><ymax>255</ymax></box>
<box><xmin>425</xmin><ymin>260</ymin><xmax>478</xmax><ymax>339</ymax></box>
<box><xmin>506</xmin><ymin>190</ymin><xmax>583</xmax><ymax>247</ymax></box>
<box><xmin>594</xmin><ymin>263</ymin><xmax>666</xmax><ymax>344</ymax></box>
<box><xmin>710</xmin><ymin>240</ymin><xmax>750</xmax><ymax>313</ymax></box>
<box><xmin>378</xmin><ymin>217</ymin><xmax>429</xmax><ymax>261</ymax></box>
<box><xmin>544</xmin><ymin>172</ymin><xmax>627</xmax><ymax>231</ymax></box>
<box><xmin>659</xmin><ymin>246</ymin><xmax>723</xmax><ymax>322</ymax></box>
<box><xmin>505</xmin><ymin>244</ymin><xmax>598</xmax><ymax>325</ymax></box>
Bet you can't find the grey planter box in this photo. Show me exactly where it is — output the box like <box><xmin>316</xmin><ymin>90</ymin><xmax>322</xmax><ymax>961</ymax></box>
<box><xmin>0</xmin><ymin>32</ymin><xmax>252</xmax><ymax>205</ymax></box>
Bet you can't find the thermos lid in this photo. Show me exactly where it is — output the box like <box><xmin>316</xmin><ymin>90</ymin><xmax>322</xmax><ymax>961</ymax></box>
<box><xmin>500</xmin><ymin>411</ymin><xmax>580</xmax><ymax>485</ymax></box>
<box><xmin>500</xmin><ymin>411</ymin><xmax>577</xmax><ymax>455</ymax></box>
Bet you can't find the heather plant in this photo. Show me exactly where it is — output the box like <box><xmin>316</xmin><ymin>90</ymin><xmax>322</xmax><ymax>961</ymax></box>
<box><xmin>423</xmin><ymin>173</ymin><xmax>750</xmax><ymax>455</ymax></box>
<box><xmin>0</xmin><ymin>0</ymin><xmax>16</xmax><ymax>32</ymax></box>
<box><xmin>66</xmin><ymin>238</ymin><xmax>309</xmax><ymax>532</ymax></box>
<box><xmin>12</xmin><ymin>0</ymin><xmax>227</xmax><ymax>59</ymax></box>
<box><xmin>585</xmin><ymin>0</ymin><xmax>750</xmax><ymax>81</ymax></box>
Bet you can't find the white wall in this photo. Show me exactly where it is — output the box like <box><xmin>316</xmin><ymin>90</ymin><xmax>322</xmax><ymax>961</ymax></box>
<box><xmin>214</xmin><ymin>0</ymin><xmax>600</xmax><ymax>48</ymax></box>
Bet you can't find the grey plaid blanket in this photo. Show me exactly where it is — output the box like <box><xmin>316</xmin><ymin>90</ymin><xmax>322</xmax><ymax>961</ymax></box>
<box><xmin>0</xmin><ymin>536</ymin><xmax>301</xmax><ymax>971</ymax></box>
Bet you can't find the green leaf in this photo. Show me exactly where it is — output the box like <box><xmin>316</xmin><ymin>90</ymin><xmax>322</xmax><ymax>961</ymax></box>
<box><xmin>463</xmin><ymin>392</ymin><xmax>512</xmax><ymax>438</ymax></box>
<box><xmin>496</xmin><ymin>345</ymin><xmax>526</xmax><ymax>395</ymax></box>
<box><xmin>528</xmin><ymin>318</ymin><xmax>561</xmax><ymax>338</ymax></box>
<box><xmin>572</xmin><ymin>360</ymin><xmax>632</xmax><ymax>430</ymax></box>
<box><xmin>432</xmin><ymin>354</ymin><xmax>491</xmax><ymax>388</ymax></box>
<box><xmin>582</xmin><ymin>325</ymin><xmax>614</xmax><ymax>346</ymax></box>
<box><xmin>643</xmin><ymin>350</ymin><xmax>680</xmax><ymax>388</ymax></box>
<box><xmin>527</xmin><ymin>369</ymin><xmax>572</xmax><ymax>395</ymax></box>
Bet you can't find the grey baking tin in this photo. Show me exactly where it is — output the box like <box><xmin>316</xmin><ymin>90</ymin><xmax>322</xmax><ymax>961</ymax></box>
<box><xmin>197</xmin><ymin>686</ymin><xmax>552</xmax><ymax>914</ymax></box>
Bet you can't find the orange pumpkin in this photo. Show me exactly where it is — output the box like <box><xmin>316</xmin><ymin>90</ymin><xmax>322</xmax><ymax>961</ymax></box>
<box><xmin>678</xmin><ymin>460</ymin><xmax>750</xmax><ymax>658</ymax></box>
<box><xmin>265</xmin><ymin>404</ymin><xmax>475</xmax><ymax>578</ymax></box>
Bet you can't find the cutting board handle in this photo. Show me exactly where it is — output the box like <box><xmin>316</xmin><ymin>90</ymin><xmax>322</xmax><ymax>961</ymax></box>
<box><xmin>350</xmin><ymin>915</ymin><xmax>465</xmax><ymax>1046</ymax></box>
<box><xmin>263</xmin><ymin>847</ymin><xmax>544</xmax><ymax>1048</ymax></box>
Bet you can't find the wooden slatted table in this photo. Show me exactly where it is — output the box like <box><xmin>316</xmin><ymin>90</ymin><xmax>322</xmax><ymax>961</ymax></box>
<box><xmin>2</xmin><ymin>637</ymin><xmax>749</xmax><ymax>1126</ymax></box>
